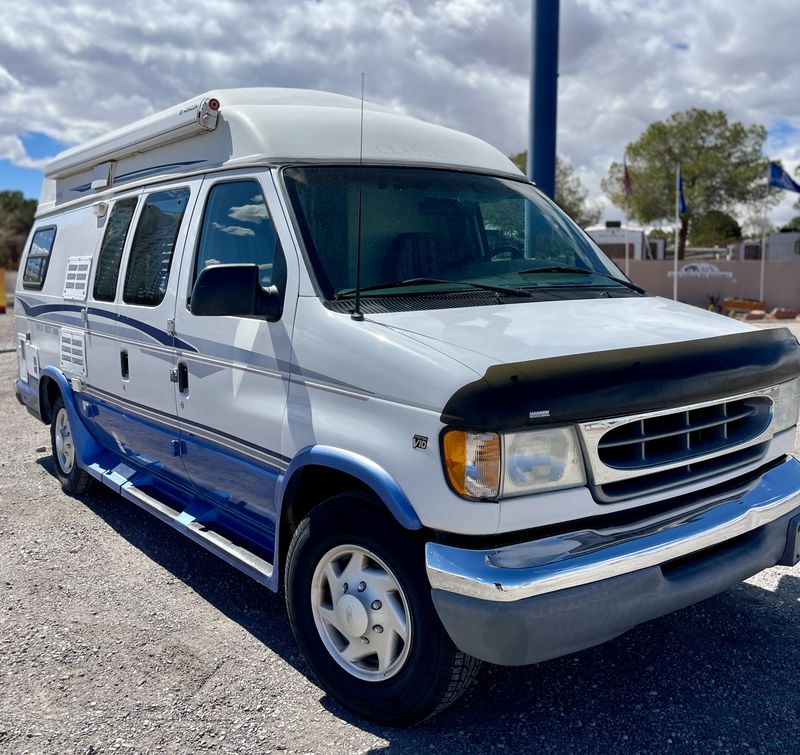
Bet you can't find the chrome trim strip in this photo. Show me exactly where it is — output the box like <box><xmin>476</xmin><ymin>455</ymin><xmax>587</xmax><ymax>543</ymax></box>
<box><xmin>290</xmin><ymin>376</ymin><xmax>371</xmax><ymax>401</ymax></box>
<box><xmin>578</xmin><ymin>385</ymin><xmax>780</xmax><ymax>486</ymax></box>
<box><xmin>178</xmin><ymin>349</ymin><xmax>287</xmax><ymax>382</ymax></box>
<box><xmin>179</xmin><ymin>421</ymin><xmax>289</xmax><ymax>471</ymax></box>
<box><xmin>425</xmin><ymin>456</ymin><xmax>800</xmax><ymax>603</ymax></box>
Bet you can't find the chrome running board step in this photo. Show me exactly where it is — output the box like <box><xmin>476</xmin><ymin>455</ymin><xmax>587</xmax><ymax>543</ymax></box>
<box><xmin>96</xmin><ymin>462</ymin><xmax>273</xmax><ymax>585</ymax></box>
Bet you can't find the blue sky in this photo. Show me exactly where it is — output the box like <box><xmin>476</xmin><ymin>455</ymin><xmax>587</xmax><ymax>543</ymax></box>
<box><xmin>0</xmin><ymin>0</ymin><xmax>798</xmax><ymax>227</ymax></box>
<box><xmin>0</xmin><ymin>160</ymin><xmax>42</xmax><ymax>197</ymax></box>
<box><xmin>0</xmin><ymin>132</ymin><xmax>66</xmax><ymax>197</ymax></box>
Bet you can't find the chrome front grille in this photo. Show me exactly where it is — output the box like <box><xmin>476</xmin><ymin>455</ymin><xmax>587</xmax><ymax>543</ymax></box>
<box><xmin>579</xmin><ymin>387</ymin><xmax>779</xmax><ymax>503</ymax></box>
<box><xmin>598</xmin><ymin>397</ymin><xmax>771</xmax><ymax>470</ymax></box>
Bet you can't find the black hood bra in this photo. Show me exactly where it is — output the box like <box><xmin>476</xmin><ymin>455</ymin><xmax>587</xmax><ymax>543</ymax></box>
<box><xmin>441</xmin><ymin>328</ymin><xmax>800</xmax><ymax>431</ymax></box>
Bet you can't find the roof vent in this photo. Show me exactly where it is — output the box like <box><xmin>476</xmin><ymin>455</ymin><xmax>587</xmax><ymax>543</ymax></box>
<box><xmin>606</xmin><ymin>220</ymin><xmax>622</xmax><ymax>228</ymax></box>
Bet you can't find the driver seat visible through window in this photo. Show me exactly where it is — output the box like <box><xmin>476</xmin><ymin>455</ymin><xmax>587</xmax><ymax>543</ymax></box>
<box><xmin>383</xmin><ymin>232</ymin><xmax>441</xmax><ymax>281</ymax></box>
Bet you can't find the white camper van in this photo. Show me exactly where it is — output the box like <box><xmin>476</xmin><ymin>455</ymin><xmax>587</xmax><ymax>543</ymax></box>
<box><xmin>14</xmin><ymin>88</ymin><xmax>800</xmax><ymax>725</ymax></box>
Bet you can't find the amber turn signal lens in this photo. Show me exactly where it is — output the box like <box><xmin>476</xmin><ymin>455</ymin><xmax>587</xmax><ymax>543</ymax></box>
<box><xmin>442</xmin><ymin>430</ymin><xmax>501</xmax><ymax>499</ymax></box>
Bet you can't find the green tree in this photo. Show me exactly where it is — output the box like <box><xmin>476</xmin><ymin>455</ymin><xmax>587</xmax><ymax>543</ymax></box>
<box><xmin>781</xmin><ymin>215</ymin><xmax>800</xmax><ymax>232</ymax></box>
<box><xmin>510</xmin><ymin>152</ymin><xmax>601</xmax><ymax>227</ymax></box>
<box><xmin>689</xmin><ymin>210</ymin><xmax>742</xmax><ymax>247</ymax></box>
<box><xmin>0</xmin><ymin>191</ymin><xmax>37</xmax><ymax>268</ymax></box>
<box><xmin>601</xmin><ymin>109</ymin><xmax>774</xmax><ymax>258</ymax></box>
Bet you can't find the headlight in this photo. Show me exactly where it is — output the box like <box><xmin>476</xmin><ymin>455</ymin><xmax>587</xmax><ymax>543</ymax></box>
<box><xmin>441</xmin><ymin>427</ymin><xmax>586</xmax><ymax>500</ymax></box>
<box><xmin>773</xmin><ymin>377</ymin><xmax>800</xmax><ymax>433</ymax></box>
<box><xmin>503</xmin><ymin>427</ymin><xmax>586</xmax><ymax>497</ymax></box>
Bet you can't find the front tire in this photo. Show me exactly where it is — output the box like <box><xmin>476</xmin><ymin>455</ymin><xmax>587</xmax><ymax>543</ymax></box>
<box><xmin>50</xmin><ymin>395</ymin><xmax>94</xmax><ymax>495</ymax></box>
<box><xmin>285</xmin><ymin>493</ymin><xmax>480</xmax><ymax>726</ymax></box>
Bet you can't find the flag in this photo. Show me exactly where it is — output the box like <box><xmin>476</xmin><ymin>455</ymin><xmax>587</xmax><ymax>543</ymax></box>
<box><xmin>768</xmin><ymin>161</ymin><xmax>800</xmax><ymax>193</ymax></box>
<box><xmin>677</xmin><ymin>166</ymin><xmax>687</xmax><ymax>214</ymax></box>
<box><xmin>623</xmin><ymin>154</ymin><xmax>632</xmax><ymax>200</ymax></box>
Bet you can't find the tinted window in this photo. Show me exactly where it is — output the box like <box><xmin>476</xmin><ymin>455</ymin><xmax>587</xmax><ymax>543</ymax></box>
<box><xmin>194</xmin><ymin>181</ymin><xmax>282</xmax><ymax>288</ymax></box>
<box><xmin>93</xmin><ymin>198</ymin><xmax>138</xmax><ymax>301</ymax></box>
<box><xmin>123</xmin><ymin>189</ymin><xmax>189</xmax><ymax>306</ymax></box>
<box><xmin>22</xmin><ymin>226</ymin><xmax>56</xmax><ymax>289</ymax></box>
<box><xmin>284</xmin><ymin>167</ymin><xmax>624</xmax><ymax>301</ymax></box>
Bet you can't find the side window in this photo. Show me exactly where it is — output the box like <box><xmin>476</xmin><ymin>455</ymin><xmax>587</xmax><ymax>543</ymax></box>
<box><xmin>22</xmin><ymin>226</ymin><xmax>57</xmax><ymax>289</ymax></box>
<box><xmin>93</xmin><ymin>197</ymin><xmax>138</xmax><ymax>302</ymax></box>
<box><xmin>193</xmin><ymin>181</ymin><xmax>284</xmax><ymax>289</ymax></box>
<box><xmin>123</xmin><ymin>188</ymin><xmax>190</xmax><ymax>306</ymax></box>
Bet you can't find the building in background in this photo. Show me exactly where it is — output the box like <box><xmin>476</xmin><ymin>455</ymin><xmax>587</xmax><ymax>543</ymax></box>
<box><xmin>585</xmin><ymin>221</ymin><xmax>665</xmax><ymax>262</ymax></box>
<box><xmin>728</xmin><ymin>230</ymin><xmax>800</xmax><ymax>261</ymax></box>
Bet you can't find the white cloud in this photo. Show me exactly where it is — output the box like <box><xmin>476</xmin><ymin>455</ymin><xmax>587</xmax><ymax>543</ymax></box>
<box><xmin>228</xmin><ymin>202</ymin><xmax>268</xmax><ymax>225</ymax></box>
<box><xmin>0</xmin><ymin>0</ymin><xmax>797</xmax><ymax>225</ymax></box>
<box><xmin>211</xmin><ymin>222</ymin><xmax>255</xmax><ymax>237</ymax></box>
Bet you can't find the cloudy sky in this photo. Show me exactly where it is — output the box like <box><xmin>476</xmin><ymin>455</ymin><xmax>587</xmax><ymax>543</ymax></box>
<box><xmin>0</xmin><ymin>0</ymin><xmax>798</xmax><ymax>228</ymax></box>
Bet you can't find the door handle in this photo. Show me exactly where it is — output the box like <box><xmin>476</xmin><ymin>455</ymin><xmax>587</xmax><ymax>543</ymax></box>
<box><xmin>177</xmin><ymin>362</ymin><xmax>189</xmax><ymax>393</ymax></box>
<box><xmin>120</xmin><ymin>350</ymin><xmax>129</xmax><ymax>379</ymax></box>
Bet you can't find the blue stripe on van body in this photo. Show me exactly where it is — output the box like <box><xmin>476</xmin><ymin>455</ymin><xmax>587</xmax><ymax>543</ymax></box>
<box><xmin>84</xmin><ymin>383</ymin><xmax>291</xmax><ymax>466</ymax></box>
<box><xmin>79</xmin><ymin>387</ymin><xmax>280</xmax><ymax>559</ymax></box>
<box><xmin>15</xmin><ymin>297</ymin><xmax>197</xmax><ymax>352</ymax></box>
<box><xmin>71</xmin><ymin>160</ymin><xmax>206</xmax><ymax>193</ymax></box>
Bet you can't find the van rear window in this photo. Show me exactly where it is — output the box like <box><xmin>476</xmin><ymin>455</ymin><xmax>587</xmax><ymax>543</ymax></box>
<box><xmin>93</xmin><ymin>197</ymin><xmax>138</xmax><ymax>302</ymax></box>
<box><xmin>122</xmin><ymin>189</ymin><xmax>190</xmax><ymax>306</ymax></box>
<box><xmin>22</xmin><ymin>226</ymin><xmax>57</xmax><ymax>290</ymax></box>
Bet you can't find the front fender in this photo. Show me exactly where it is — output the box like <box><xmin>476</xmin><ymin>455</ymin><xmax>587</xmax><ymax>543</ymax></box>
<box><xmin>276</xmin><ymin>445</ymin><xmax>422</xmax><ymax>531</ymax></box>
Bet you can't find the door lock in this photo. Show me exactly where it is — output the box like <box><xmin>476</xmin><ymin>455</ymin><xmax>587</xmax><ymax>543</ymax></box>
<box><xmin>169</xmin><ymin>368</ymin><xmax>179</xmax><ymax>383</ymax></box>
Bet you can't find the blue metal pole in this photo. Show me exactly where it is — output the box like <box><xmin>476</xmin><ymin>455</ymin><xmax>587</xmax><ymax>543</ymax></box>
<box><xmin>528</xmin><ymin>0</ymin><xmax>559</xmax><ymax>199</ymax></box>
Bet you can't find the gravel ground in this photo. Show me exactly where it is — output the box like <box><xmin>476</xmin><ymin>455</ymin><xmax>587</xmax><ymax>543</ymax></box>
<box><xmin>1</xmin><ymin>310</ymin><xmax>799</xmax><ymax>755</ymax></box>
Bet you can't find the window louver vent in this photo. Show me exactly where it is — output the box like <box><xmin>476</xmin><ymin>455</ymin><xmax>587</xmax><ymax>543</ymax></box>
<box><xmin>60</xmin><ymin>329</ymin><xmax>86</xmax><ymax>377</ymax></box>
<box><xmin>63</xmin><ymin>256</ymin><xmax>92</xmax><ymax>301</ymax></box>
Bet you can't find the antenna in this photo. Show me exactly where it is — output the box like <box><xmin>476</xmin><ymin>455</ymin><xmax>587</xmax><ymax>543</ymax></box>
<box><xmin>351</xmin><ymin>73</ymin><xmax>366</xmax><ymax>321</ymax></box>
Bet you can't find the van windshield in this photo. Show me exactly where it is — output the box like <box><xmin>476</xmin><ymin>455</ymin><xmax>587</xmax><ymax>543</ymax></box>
<box><xmin>282</xmin><ymin>166</ymin><xmax>636</xmax><ymax>303</ymax></box>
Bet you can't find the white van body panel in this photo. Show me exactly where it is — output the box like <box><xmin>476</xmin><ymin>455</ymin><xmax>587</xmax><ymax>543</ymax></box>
<box><xmin>287</xmin><ymin>295</ymin><xmax>500</xmax><ymax>535</ymax></box>
<box><xmin>368</xmin><ymin>296</ymin><xmax>756</xmax><ymax>374</ymax></box>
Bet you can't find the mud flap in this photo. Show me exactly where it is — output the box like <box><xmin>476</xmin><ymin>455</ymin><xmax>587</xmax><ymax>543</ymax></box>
<box><xmin>778</xmin><ymin>513</ymin><xmax>800</xmax><ymax>566</ymax></box>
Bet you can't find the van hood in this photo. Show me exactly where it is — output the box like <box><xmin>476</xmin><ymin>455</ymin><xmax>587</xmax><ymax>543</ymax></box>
<box><xmin>368</xmin><ymin>296</ymin><xmax>800</xmax><ymax>430</ymax></box>
<box><xmin>368</xmin><ymin>296</ymin><xmax>755</xmax><ymax>374</ymax></box>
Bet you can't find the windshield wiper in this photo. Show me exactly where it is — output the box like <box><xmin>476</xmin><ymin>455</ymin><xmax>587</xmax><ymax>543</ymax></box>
<box><xmin>335</xmin><ymin>277</ymin><xmax>536</xmax><ymax>300</ymax></box>
<box><xmin>518</xmin><ymin>266</ymin><xmax>645</xmax><ymax>294</ymax></box>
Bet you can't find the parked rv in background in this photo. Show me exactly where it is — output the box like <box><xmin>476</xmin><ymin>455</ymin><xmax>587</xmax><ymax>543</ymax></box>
<box><xmin>585</xmin><ymin>221</ymin><xmax>665</xmax><ymax>261</ymax></box>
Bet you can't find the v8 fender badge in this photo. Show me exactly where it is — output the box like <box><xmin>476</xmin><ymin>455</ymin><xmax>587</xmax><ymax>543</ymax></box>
<box><xmin>412</xmin><ymin>435</ymin><xmax>428</xmax><ymax>450</ymax></box>
<box><xmin>529</xmin><ymin>410</ymin><xmax>550</xmax><ymax>420</ymax></box>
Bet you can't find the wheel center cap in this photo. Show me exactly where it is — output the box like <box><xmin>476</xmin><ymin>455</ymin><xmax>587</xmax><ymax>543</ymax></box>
<box><xmin>334</xmin><ymin>594</ymin><xmax>369</xmax><ymax>637</ymax></box>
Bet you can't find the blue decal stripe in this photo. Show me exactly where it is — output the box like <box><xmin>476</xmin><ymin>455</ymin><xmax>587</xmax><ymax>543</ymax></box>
<box><xmin>71</xmin><ymin>160</ymin><xmax>206</xmax><ymax>193</ymax></box>
<box><xmin>14</xmin><ymin>299</ymin><xmax>197</xmax><ymax>352</ymax></box>
<box><xmin>85</xmin><ymin>384</ymin><xmax>291</xmax><ymax>466</ymax></box>
<box><xmin>88</xmin><ymin>308</ymin><xmax>197</xmax><ymax>352</ymax></box>
<box><xmin>115</xmin><ymin>160</ymin><xmax>205</xmax><ymax>182</ymax></box>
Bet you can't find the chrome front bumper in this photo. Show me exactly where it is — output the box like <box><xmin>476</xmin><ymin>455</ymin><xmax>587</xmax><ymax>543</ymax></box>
<box><xmin>427</xmin><ymin>455</ymin><xmax>800</xmax><ymax>603</ymax></box>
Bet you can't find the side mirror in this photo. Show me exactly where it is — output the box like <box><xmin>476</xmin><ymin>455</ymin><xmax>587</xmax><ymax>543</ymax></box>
<box><xmin>190</xmin><ymin>263</ymin><xmax>282</xmax><ymax>321</ymax></box>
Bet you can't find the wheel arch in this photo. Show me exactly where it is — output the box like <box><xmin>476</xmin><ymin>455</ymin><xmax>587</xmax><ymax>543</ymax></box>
<box><xmin>38</xmin><ymin>373</ymin><xmax>62</xmax><ymax>425</ymax></box>
<box><xmin>38</xmin><ymin>366</ymin><xmax>102</xmax><ymax>470</ymax></box>
<box><xmin>274</xmin><ymin>446</ymin><xmax>423</xmax><ymax>586</ymax></box>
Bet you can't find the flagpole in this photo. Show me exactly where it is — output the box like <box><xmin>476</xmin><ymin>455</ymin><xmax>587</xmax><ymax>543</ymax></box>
<box><xmin>673</xmin><ymin>162</ymin><xmax>679</xmax><ymax>301</ymax></box>
<box><xmin>622</xmin><ymin>150</ymin><xmax>630</xmax><ymax>276</ymax></box>
<box><xmin>624</xmin><ymin>198</ymin><xmax>630</xmax><ymax>276</ymax></box>
<box><xmin>759</xmin><ymin>166</ymin><xmax>768</xmax><ymax>305</ymax></box>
